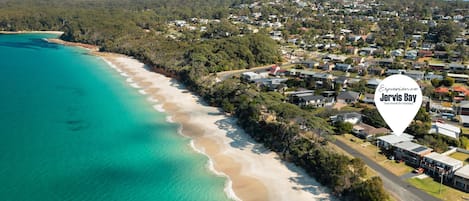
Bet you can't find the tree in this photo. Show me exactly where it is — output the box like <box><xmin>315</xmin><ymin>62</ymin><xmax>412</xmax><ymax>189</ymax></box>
<box><xmin>334</xmin><ymin>121</ymin><xmax>353</xmax><ymax>134</ymax></box>
<box><xmin>440</xmin><ymin>77</ymin><xmax>455</xmax><ymax>87</ymax></box>
<box><xmin>346</xmin><ymin>177</ymin><xmax>390</xmax><ymax>201</ymax></box>
<box><xmin>431</xmin><ymin>22</ymin><xmax>461</xmax><ymax>43</ymax></box>
<box><xmin>362</xmin><ymin>108</ymin><xmax>387</xmax><ymax>128</ymax></box>
<box><xmin>345</xmin><ymin>57</ymin><xmax>354</xmax><ymax>64</ymax></box>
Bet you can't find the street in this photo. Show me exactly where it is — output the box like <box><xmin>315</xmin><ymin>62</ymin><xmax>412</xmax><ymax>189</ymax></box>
<box><xmin>332</xmin><ymin>139</ymin><xmax>441</xmax><ymax>201</ymax></box>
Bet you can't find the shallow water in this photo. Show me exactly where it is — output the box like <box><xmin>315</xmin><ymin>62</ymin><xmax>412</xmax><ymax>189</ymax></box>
<box><xmin>0</xmin><ymin>33</ymin><xmax>231</xmax><ymax>201</ymax></box>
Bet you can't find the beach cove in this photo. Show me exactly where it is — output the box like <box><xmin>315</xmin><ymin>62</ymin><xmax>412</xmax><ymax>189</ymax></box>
<box><xmin>0</xmin><ymin>32</ymin><xmax>334</xmax><ymax>201</ymax></box>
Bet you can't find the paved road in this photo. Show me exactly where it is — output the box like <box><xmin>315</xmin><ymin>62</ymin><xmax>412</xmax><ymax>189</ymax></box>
<box><xmin>332</xmin><ymin>140</ymin><xmax>441</xmax><ymax>201</ymax></box>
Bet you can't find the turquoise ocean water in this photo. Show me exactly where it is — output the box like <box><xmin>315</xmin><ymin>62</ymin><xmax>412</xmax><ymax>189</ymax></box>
<box><xmin>0</xmin><ymin>34</ymin><xmax>231</xmax><ymax>201</ymax></box>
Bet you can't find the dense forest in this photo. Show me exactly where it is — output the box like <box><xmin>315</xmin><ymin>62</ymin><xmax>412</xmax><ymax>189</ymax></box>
<box><xmin>0</xmin><ymin>0</ymin><xmax>419</xmax><ymax>200</ymax></box>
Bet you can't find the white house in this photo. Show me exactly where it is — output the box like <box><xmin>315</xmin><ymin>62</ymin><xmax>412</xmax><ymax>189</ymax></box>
<box><xmin>405</xmin><ymin>70</ymin><xmax>425</xmax><ymax>81</ymax></box>
<box><xmin>429</xmin><ymin>122</ymin><xmax>461</xmax><ymax>139</ymax></box>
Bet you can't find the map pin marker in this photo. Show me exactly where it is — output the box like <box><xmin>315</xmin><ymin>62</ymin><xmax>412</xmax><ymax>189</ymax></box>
<box><xmin>374</xmin><ymin>74</ymin><xmax>423</xmax><ymax>136</ymax></box>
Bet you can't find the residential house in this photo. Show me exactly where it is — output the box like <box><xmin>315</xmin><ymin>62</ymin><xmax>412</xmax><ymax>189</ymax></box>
<box><xmin>368</xmin><ymin>67</ymin><xmax>385</xmax><ymax>76</ymax></box>
<box><xmin>434</xmin><ymin>51</ymin><xmax>448</xmax><ymax>59</ymax></box>
<box><xmin>412</xmin><ymin>62</ymin><xmax>427</xmax><ymax>70</ymax></box>
<box><xmin>300</xmin><ymin>60</ymin><xmax>320</xmax><ymax>68</ymax></box>
<box><xmin>461</xmin><ymin>115</ymin><xmax>469</xmax><ymax>127</ymax></box>
<box><xmin>321</xmin><ymin>91</ymin><xmax>336</xmax><ymax>98</ymax></box>
<box><xmin>320</xmin><ymin>62</ymin><xmax>335</xmax><ymax>71</ymax></box>
<box><xmin>429</xmin><ymin>122</ymin><xmax>461</xmax><ymax>139</ymax></box>
<box><xmin>429</xmin><ymin>63</ymin><xmax>447</xmax><ymax>71</ymax></box>
<box><xmin>242</xmin><ymin>72</ymin><xmax>262</xmax><ymax>81</ymax></box>
<box><xmin>335</xmin><ymin>63</ymin><xmax>352</xmax><ymax>72</ymax></box>
<box><xmin>350</xmin><ymin>56</ymin><xmax>365</xmax><ymax>65</ymax></box>
<box><xmin>405</xmin><ymin>70</ymin><xmax>425</xmax><ymax>81</ymax></box>
<box><xmin>378</xmin><ymin>58</ymin><xmax>394</xmax><ymax>68</ymax></box>
<box><xmin>334</xmin><ymin>76</ymin><xmax>348</xmax><ymax>89</ymax></box>
<box><xmin>324</xmin><ymin>54</ymin><xmax>347</xmax><ymax>63</ymax></box>
<box><xmin>333</xmin><ymin>112</ymin><xmax>362</xmax><ymax>125</ymax></box>
<box><xmin>447</xmin><ymin>73</ymin><xmax>469</xmax><ymax>83</ymax></box>
<box><xmin>425</xmin><ymin>72</ymin><xmax>443</xmax><ymax>81</ymax></box>
<box><xmin>269</xmin><ymin>65</ymin><xmax>281</xmax><ymax>76</ymax></box>
<box><xmin>449</xmin><ymin>63</ymin><xmax>467</xmax><ymax>73</ymax></box>
<box><xmin>377</xmin><ymin>133</ymin><xmax>414</xmax><ymax>150</ymax></box>
<box><xmin>391</xmin><ymin>49</ymin><xmax>404</xmax><ymax>57</ymax></box>
<box><xmin>367</xmin><ymin>78</ymin><xmax>382</xmax><ymax>89</ymax></box>
<box><xmin>352</xmin><ymin>123</ymin><xmax>390</xmax><ymax>139</ymax></box>
<box><xmin>359</xmin><ymin>47</ymin><xmax>377</xmax><ymax>56</ymax></box>
<box><xmin>452</xmin><ymin>86</ymin><xmax>469</xmax><ymax>102</ymax></box>
<box><xmin>460</xmin><ymin>101</ymin><xmax>469</xmax><ymax>116</ymax></box>
<box><xmin>393</xmin><ymin>141</ymin><xmax>433</xmax><ymax>167</ymax></box>
<box><xmin>345</xmin><ymin>46</ymin><xmax>359</xmax><ymax>55</ymax></box>
<box><xmin>337</xmin><ymin>91</ymin><xmax>360</xmax><ymax>104</ymax></box>
<box><xmin>421</xmin><ymin>152</ymin><xmax>464</xmax><ymax>180</ymax></box>
<box><xmin>418</xmin><ymin>50</ymin><xmax>433</xmax><ymax>58</ymax></box>
<box><xmin>253</xmin><ymin>78</ymin><xmax>288</xmax><ymax>91</ymax></box>
<box><xmin>405</xmin><ymin>50</ymin><xmax>418</xmax><ymax>60</ymax></box>
<box><xmin>385</xmin><ymin>69</ymin><xmax>406</xmax><ymax>76</ymax></box>
<box><xmin>453</xmin><ymin>165</ymin><xmax>469</xmax><ymax>192</ymax></box>
<box><xmin>460</xmin><ymin>101</ymin><xmax>469</xmax><ymax>127</ymax></box>
<box><xmin>292</xmin><ymin>94</ymin><xmax>334</xmax><ymax>107</ymax></box>
<box><xmin>362</xmin><ymin>93</ymin><xmax>375</xmax><ymax>104</ymax></box>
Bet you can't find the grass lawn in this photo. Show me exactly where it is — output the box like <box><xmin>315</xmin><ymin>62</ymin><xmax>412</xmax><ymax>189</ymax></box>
<box><xmin>450</xmin><ymin>152</ymin><xmax>469</xmax><ymax>164</ymax></box>
<box><xmin>425</xmin><ymin>58</ymin><xmax>446</xmax><ymax>64</ymax></box>
<box><xmin>335</xmin><ymin>134</ymin><xmax>414</xmax><ymax>176</ymax></box>
<box><xmin>407</xmin><ymin>177</ymin><xmax>469</xmax><ymax>201</ymax></box>
<box><xmin>462</xmin><ymin>127</ymin><xmax>469</xmax><ymax>135</ymax></box>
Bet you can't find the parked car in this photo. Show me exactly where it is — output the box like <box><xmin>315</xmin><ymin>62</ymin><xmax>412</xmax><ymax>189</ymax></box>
<box><xmin>413</xmin><ymin>167</ymin><xmax>424</xmax><ymax>174</ymax></box>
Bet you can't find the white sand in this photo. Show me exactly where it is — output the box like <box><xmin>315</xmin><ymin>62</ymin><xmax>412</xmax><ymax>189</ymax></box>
<box><xmin>102</xmin><ymin>55</ymin><xmax>336</xmax><ymax>201</ymax></box>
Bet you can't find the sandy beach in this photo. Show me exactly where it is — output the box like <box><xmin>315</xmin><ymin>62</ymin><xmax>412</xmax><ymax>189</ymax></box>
<box><xmin>97</xmin><ymin>54</ymin><xmax>335</xmax><ymax>201</ymax></box>
<box><xmin>45</xmin><ymin>37</ymin><xmax>334</xmax><ymax>201</ymax></box>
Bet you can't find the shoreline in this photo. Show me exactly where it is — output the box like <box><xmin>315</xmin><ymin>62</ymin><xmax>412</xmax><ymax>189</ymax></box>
<box><xmin>48</xmin><ymin>38</ymin><xmax>335</xmax><ymax>201</ymax></box>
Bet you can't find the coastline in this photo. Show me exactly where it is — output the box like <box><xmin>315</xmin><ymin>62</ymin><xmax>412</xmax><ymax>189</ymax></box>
<box><xmin>48</xmin><ymin>39</ymin><xmax>335</xmax><ymax>201</ymax></box>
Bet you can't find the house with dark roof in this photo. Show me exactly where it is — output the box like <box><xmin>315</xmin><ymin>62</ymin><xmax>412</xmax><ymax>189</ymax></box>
<box><xmin>367</xmin><ymin>78</ymin><xmax>382</xmax><ymax>89</ymax></box>
<box><xmin>334</xmin><ymin>63</ymin><xmax>352</xmax><ymax>72</ymax></box>
<box><xmin>368</xmin><ymin>67</ymin><xmax>385</xmax><ymax>76</ymax></box>
<box><xmin>449</xmin><ymin>63</ymin><xmax>467</xmax><ymax>73</ymax></box>
<box><xmin>291</xmin><ymin>94</ymin><xmax>334</xmax><ymax>107</ymax></box>
<box><xmin>299</xmin><ymin>60</ymin><xmax>319</xmax><ymax>68</ymax></box>
<box><xmin>337</xmin><ymin>91</ymin><xmax>360</xmax><ymax>104</ymax></box>
<box><xmin>334</xmin><ymin>76</ymin><xmax>348</xmax><ymax>88</ymax></box>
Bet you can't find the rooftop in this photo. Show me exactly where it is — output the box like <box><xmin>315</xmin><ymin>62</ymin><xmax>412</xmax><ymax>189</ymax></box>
<box><xmin>455</xmin><ymin>165</ymin><xmax>469</xmax><ymax>179</ymax></box>
<box><xmin>429</xmin><ymin>122</ymin><xmax>461</xmax><ymax>139</ymax></box>
<box><xmin>424</xmin><ymin>152</ymin><xmax>463</xmax><ymax>167</ymax></box>
<box><xmin>378</xmin><ymin>133</ymin><xmax>414</xmax><ymax>145</ymax></box>
<box><xmin>394</xmin><ymin>141</ymin><xmax>432</xmax><ymax>154</ymax></box>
